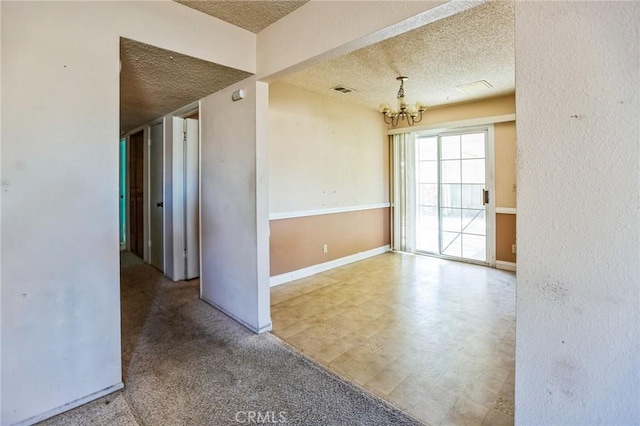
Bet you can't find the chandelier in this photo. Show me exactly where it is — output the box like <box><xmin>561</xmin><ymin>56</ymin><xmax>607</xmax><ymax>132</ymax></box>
<box><xmin>379</xmin><ymin>76</ymin><xmax>426</xmax><ymax>127</ymax></box>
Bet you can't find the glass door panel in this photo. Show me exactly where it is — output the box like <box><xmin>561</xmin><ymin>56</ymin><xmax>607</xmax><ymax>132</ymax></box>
<box><xmin>415</xmin><ymin>131</ymin><xmax>488</xmax><ymax>263</ymax></box>
<box><xmin>416</xmin><ymin>136</ymin><xmax>439</xmax><ymax>254</ymax></box>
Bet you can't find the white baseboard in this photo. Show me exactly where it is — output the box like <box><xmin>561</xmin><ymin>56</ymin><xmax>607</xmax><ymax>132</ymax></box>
<box><xmin>15</xmin><ymin>382</ymin><xmax>124</xmax><ymax>426</ymax></box>
<box><xmin>496</xmin><ymin>260</ymin><xmax>516</xmax><ymax>271</ymax></box>
<box><xmin>270</xmin><ymin>245</ymin><xmax>391</xmax><ymax>287</ymax></box>
<box><xmin>200</xmin><ymin>296</ymin><xmax>272</xmax><ymax>334</ymax></box>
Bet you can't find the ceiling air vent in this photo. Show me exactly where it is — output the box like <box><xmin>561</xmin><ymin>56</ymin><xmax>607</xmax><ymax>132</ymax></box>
<box><xmin>454</xmin><ymin>80</ymin><xmax>493</xmax><ymax>95</ymax></box>
<box><xmin>331</xmin><ymin>85</ymin><xmax>356</xmax><ymax>94</ymax></box>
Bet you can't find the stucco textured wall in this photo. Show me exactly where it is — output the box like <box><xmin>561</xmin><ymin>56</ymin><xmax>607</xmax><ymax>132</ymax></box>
<box><xmin>200</xmin><ymin>78</ymin><xmax>271</xmax><ymax>334</ymax></box>
<box><xmin>0</xmin><ymin>2</ymin><xmax>254</xmax><ymax>424</ymax></box>
<box><xmin>515</xmin><ymin>3</ymin><xmax>639</xmax><ymax>424</ymax></box>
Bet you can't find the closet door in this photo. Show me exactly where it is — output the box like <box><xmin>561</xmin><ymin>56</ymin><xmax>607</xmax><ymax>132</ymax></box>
<box><xmin>184</xmin><ymin>118</ymin><xmax>200</xmax><ymax>279</ymax></box>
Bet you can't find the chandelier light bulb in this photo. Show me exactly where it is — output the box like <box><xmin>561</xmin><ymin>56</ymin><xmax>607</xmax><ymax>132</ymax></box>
<box><xmin>380</xmin><ymin>76</ymin><xmax>426</xmax><ymax>128</ymax></box>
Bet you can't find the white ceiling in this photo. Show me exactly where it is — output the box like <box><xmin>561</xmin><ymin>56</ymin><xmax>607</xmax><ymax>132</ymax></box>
<box><xmin>121</xmin><ymin>1</ymin><xmax>514</xmax><ymax>133</ymax></box>
<box><xmin>120</xmin><ymin>38</ymin><xmax>251</xmax><ymax>132</ymax></box>
<box><xmin>278</xmin><ymin>0</ymin><xmax>515</xmax><ymax>111</ymax></box>
<box><xmin>174</xmin><ymin>0</ymin><xmax>309</xmax><ymax>33</ymax></box>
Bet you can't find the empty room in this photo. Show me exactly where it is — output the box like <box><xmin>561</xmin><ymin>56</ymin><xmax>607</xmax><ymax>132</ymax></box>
<box><xmin>1</xmin><ymin>1</ymin><xmax>638</xmax><ymax>426</ymax></box>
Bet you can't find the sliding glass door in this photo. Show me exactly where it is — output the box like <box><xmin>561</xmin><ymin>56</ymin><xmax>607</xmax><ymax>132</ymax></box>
<box><xmin>391</xmin><ymin>126</ymin><xmax>495</xmax><ymax>265</ymax></box>
<box><xmin>415</xmin><ymin>130</ymin><xmax>492</xmax><ymax>263</ymax></box>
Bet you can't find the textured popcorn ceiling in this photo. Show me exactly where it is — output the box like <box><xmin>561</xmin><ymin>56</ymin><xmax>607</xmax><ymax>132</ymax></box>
<box><xmin>280</xmin><ymin>1</ymin><xmax>515</xmax><ymax>111</ymax></box>
<box><xmin>120</xmin><ymin>38</ymin><xmax>251</xmax><ymax>132</ymax></box>
<box><xmin>174</xmin><ymin>0</ymin><xmax>309</xmax><ymax>33</ymax></box>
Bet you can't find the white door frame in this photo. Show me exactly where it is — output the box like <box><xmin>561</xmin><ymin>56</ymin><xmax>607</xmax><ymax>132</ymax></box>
<box><xmin>169</xmin><ymin>102</ymin><xmax>201</xmax><ymax>282</ymax></box>
<box><xmin>413</xmin><ymin>124</ymin><xmax>496</xmax><ymax>266</ymax></box>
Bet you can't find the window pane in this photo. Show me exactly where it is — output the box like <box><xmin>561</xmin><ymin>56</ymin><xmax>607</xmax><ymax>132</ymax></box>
<box><xmin>418</xmin><ymin>137</ymin><xmax>438</xmax><ymax>161</ymax></box>
<box><xmin>418</xmin><ymin>161</ymin><xmax>437</xmax><ymax>183</ymax></box>
<box><xmin>441</xmin><ymin>160</ymin><xmax>461</xmax><ymax>183</ymax></box>
<box><xmin>441</xmin><ymin>135</ymin><xmax>460</xmax><ymax>159</ymax></box>
<box><xmin>417</xmin><ymin>228</ymin><xmax>439</xmax><ymax>254</ymax></box>
<box><xmin>462</xmin><ymin>209</ymin><xmax>485</xmax><ymax>235</ymax></box>
<box><xmin>461</xmin><ymin>159</ymin><xmax>485</xmax><ymax>184</ymax></box>
<box><xmin>461</xmin><ymin>184</ymin><xmax>484</xmax><ymax>209</ymax></box>
<box><xmin>441</xmin><ymin>231</ymin><xmax>462</xmax><ymax>257</ymax></box>
<box><xmin>418</xmin><ymin>204</ymin><xmax>439</xmax><ymax>253</ymax></box>
<box><xmin>418</xmin><ymin>206</ymin><xmax>439</xmax><ymax>230</ymax></box>
<box><xmin>462</xmin><ymin>234</ymin><xmax>486</xmax><ymax>261</ymax></box>
<box><xmin>440</xmin><ymin>208</ymin><xmax>461</xmax><ymax>232</ymax></box>
<box><xmin>440</xmin><ymin>184</ymin><xmax>461</xmax><ymax>208</ymax></box>
<box><xmin>419</xmin><ymin>184</ymin><xmax>438</xmax><ymax>206</ymax></box>
<box><xmin>461</xmin><ymin>133</ymin><xmax>485</xmax><ymax>159</ymax></box>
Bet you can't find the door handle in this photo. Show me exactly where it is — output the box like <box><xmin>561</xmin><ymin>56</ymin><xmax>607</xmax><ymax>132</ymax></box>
<box><xmin>156</xmin><ymin>202</ymin><xmax>163</xmax><ymax>207</ymax></box>
<box><xmin>482</xmin><ymin>189</ymin><xmax>489</xmax><ymax>206</ymax></box>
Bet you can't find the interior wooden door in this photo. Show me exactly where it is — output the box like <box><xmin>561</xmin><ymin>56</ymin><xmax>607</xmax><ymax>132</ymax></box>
<box><xmin>128</xmin><ymin>130</ymin><xmax>144</xmax><ymax>258</ymax></box>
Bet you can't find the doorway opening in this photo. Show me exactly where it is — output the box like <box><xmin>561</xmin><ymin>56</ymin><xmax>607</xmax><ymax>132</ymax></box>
<box><xmin>415</xmin><ymin>129</ymin><xmax>493</xmax><ymax>263</ymax></box>
<box><xmin>119</xmin><ymin>137</ymin><xmax>127</xmax><ymax>250</ymax></box>
<box><xmin>171</xmin><ymin>109</ymin><xmax>201</xmax><ymax>281</ymax></box>
<box><xmin>391</xmin><ymin>126</ymin><xmax>496</xmax><ymax>266</ymax></box>
<box><xmin>128</xmin><ymin>130</ymin><xmax>145</xmax><ymax>259</ymax></box>
<box><xmin>121</xmin><ymin>107</ymin><xmax>201</xmax><ymax>280</ymax></box>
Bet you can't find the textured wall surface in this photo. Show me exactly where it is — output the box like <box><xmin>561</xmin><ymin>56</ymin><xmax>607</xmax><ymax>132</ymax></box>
<box><xmin>200</xmin><ymin>77</ymin><xmax>271</xmax><ymax>334</ymax></box>
<box><xmin>0</xmin><ymin>2</ymin><xmax>256</xmax><ymax>424</ymax></box>
<box><xmin>515</xmin><ymin>3</ymin><xmax>640</xmax><ymax>424</ymax></box>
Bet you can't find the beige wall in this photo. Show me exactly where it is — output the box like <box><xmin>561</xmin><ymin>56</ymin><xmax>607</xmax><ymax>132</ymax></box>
<box><xmin>494</xmin><ymin>120</ymin><xmax>517</xmax><ymax>263</ymax></box>
<box><xmin>496</xmin><ymin>213</ymin><xmax>516</xmax><ymax>263</ymax></box>
<box><xmin>269</xmin><ymin>90</ymin><xmax>518</xmax><ymax>274</ymax></box>
<box><xmin>270</xmin><ymin>208</ymin><xmax>390</xmax><ymax>276</ymax></box>
<box><xmin>269</xmin><ymin>82</ymin><xmax>389</xmax><ymax>213</ymax></box>
<box><xmin>495</xmin><ymin>121</ymin><xmax>517</xmax><ymax>208</ymax></box>
<box><xmin>269</xmin><ymin>82</ymin><xmax>389</xmax><ymax>277</ymax></box>
<box><xmin>393</xmin><ymin>94</ymin><xmax>515</xmax><ymax>130</ymax></box>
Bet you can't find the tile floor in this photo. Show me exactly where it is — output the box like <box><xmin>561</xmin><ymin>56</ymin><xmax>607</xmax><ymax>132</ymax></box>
<box><xmin>270</xmin><ymin>252</ymin><xmax>516</xmax><ymax>426</ymax></box>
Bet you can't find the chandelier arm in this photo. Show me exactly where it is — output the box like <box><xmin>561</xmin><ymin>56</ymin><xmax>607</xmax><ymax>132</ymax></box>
<box><xmin>392</xmin><ymin>114</ymin><xmax>399</xmax><ymax>128</ymax></box>
<box><xmin>383</xmin><ymin>113</ymin><xmax>393</xmax><ymax>125</ymax></box>
<box><xmin>413</xmin><ymin>111</ymin><xmax>424</xmax><ymax>124</ymax></box>
<box><xmin>407</xmin><ymin>114</ymin><xmax>414</xmax><ymax>127</ymax></box>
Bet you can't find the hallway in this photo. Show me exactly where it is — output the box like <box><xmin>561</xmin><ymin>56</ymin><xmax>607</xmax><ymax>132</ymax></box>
<box><xmin>40</xmin><ymin>253</ymin><xmax>420</xmax><ymax>425</ymax></box>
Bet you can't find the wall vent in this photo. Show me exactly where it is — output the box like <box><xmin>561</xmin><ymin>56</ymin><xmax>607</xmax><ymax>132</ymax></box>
<box><xmin>331</xmin><ymin>85</ymin><xmax>356</xmax><ymax>94</ymax></box>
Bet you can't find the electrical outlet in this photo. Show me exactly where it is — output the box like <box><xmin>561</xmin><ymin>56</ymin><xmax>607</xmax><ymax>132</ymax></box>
<box><xmin>512</xmin><ymin>244</ymin><xmax>517</xmax><ymax>254</ymax></box>
<box><xmin>323</xmin><ymin>244</ymin><xmax>328</xmax><ymax>254</ymax></box>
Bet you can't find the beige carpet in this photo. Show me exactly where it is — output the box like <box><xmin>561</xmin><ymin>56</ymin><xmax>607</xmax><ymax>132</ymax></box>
<box><xmin>39</xmin><ymin>253</ymin><xmax>422</xmax><ymax>425</ymax></box>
